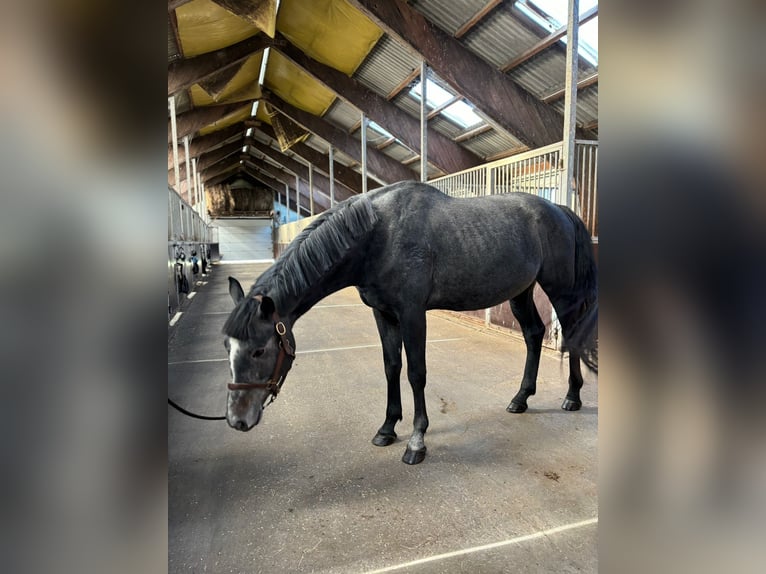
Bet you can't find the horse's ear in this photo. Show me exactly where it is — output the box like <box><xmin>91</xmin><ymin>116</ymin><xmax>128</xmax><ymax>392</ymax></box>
<box><xmin>258</xmin><ymin>295</ymin><xmax>275</xmax><ymax>319</ymax></box>
<box><xmin>228</xmin><ymin>277</ymin><xmax>245</xmax><ymax>304</ymax></box>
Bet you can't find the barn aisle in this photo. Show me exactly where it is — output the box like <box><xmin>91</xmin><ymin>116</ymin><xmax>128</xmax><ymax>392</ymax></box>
<box><xmin>168</xmin><ymin>262</ymin><xmax>597</xmax><ymax>574</ymax></box>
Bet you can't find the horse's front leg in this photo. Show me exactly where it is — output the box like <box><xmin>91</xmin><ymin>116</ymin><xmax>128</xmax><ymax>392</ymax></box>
<box><xmin>371</xmin><ymin>309</ymin><xmax>403</xmax><ymax>447</ymax></box>
<box><xmin>400</xmin><ymin>311</ymin><xmax>429</xmax><ymax>465</ymax></box>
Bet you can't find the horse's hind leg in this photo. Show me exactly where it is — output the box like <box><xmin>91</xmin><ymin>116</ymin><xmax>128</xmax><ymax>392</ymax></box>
<box><xmin>371</xmin><ymin>308</ymin><xmax>403</xmax><ymax>447</ymax></box>
<box><xmin>550</xmin><ymin>296</ymin><xmax>584</xmax><ymax>411</ymax></box>
<box><xmin>563</xmin><ymin>352</ymin><xmax>583</xmax><ymax>411</ymax></box>
<box><xmin>507</xmin><ymin>286</ymin><xmax>545</xmax><ymax>413</ymax></box>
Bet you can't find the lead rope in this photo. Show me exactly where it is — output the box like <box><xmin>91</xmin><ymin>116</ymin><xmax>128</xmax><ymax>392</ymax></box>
<box><xmin>168</xmin><ymin>398</ymin><xmax>226</xmax><ymax>421</ymax></box>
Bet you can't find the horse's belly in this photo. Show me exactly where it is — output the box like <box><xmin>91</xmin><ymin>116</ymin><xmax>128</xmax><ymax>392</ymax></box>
<box><xmin>427</xmin><ymin>278</ymin><xmax>532</xmax><ymax>311</ymax></box>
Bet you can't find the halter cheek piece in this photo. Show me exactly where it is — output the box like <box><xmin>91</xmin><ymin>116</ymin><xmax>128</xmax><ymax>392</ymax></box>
<box><xmin>227</xmin><ymin>296</ymin><xmax>296</xmax><ymax>405</ymax></box>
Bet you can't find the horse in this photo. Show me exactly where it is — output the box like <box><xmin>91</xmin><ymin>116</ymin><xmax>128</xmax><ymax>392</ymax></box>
<box><xmin>222</xmin><ymin>181</ymin><xmax>598</xmax><ymax>464</ymax></box>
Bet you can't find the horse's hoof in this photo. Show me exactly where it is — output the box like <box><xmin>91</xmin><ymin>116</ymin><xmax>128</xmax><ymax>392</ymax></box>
<box><xmin>561</xmin><ymin>399</ymin><xmax>582</xmax><ymax>411</ymax></box>
<box><xmin>402</xmin><ymin>446</ymin><xmax>427</xmax><ymax>465</ymax></box>
<box><xmin>372</xmin><ymin>432</ymin><xmax>397</xmax><ymax>447</ymax></box>
<box><xmin>506</xmin><ymin>401</ymin><xmax>528</xmax><ymax>413</ymax></box>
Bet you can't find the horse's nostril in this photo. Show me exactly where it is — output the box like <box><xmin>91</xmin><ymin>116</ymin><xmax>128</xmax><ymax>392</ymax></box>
<box><xmin>234</xmin><ymin>420</ymin><xmax>248</xmax><ymax>431</ymax></box>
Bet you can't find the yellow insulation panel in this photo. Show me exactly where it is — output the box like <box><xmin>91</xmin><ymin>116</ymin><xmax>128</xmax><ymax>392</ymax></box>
<box><xmin>277</xmin><ymin>0</ymin><xmax>383</xmax><ymax>75</ymax></box>
<box><xmin>198</xmin><ymin>105</ymin><xmax>252</xmax><ymax>135</ymax></box>
<box><xmin>190</xmin><ymin>52</ymin><xmax>264</xmax><ymax>106</ymax></box>
<box><xmin>176</xmin><ymin>0</ymin><xmax>276</xmax><ymax>58</ymax></box>
<box><xmin>255</xmin><ymin>102</ymin><xmax>272</xmax><ymax>125</ymax></box>
<box><xmin>264</xmin><ymin>51</ymin><xmax>336</xmax><ymax>116</ymax></box>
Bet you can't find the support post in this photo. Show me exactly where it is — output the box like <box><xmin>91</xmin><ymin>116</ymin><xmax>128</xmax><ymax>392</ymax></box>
<box><xmin>361</xmin><ymin>112</ymin><xmax>368</xmax><ymax>193</ymax></box>
<box><xmin>295</xmin><ymin>173</ymin><xmax>300</xmax><ymax>221</ymax></box>
<box><xmin>183</xmin><ymin>136</ymin><xmax>192</xmax><ymax>204</ymax></box>
<box><xmin>420</xmin><ymin>61</ymin><xmax>428</xmax><ymax>182</ymax></box>
<box><xmin>308</xmin><ymin>163</ymin><xmax>314</xmax><ymax>216</ymax></box>
<box><xmin>194</xmin><ymin>157</ymin><xmax>199</xmax><ymax>211</ymax></box>
<box><xmin>329</xmin><ymin>146</ymin><xmax>335</xmax><ymax>207</ymax></box>
<box><xmin>169</xmin><ymin>96</ymin><xmax>180</xmax><ymax>191</ymax></box>
<box><xmin>285</xmin><ymin>183</ymin><xmax>290</xmax><ymax>220</ymax></box>
<box><xmin>561</xmin><ymin>0</ymin><xmax>580</xmax><ymax>210</ymax></box>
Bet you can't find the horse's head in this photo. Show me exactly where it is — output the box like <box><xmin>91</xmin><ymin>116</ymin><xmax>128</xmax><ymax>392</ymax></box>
<box><xmin>223</xmin><ymin>277</ymin><xmax>295</xmax><ymax>432</ymax></box>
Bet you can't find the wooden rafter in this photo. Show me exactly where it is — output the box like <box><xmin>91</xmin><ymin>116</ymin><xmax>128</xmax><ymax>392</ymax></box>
<box><xmin>500</xmin><ymin>5</ymin><xmax>598</xmax><ymax>73</ymax></box>
<box><xmin>167</xmin><ymin>125</ymin><xmax>244</xmax><ymax>168</ymax></box>
<box><xmin>346</xmin><ymin>0</ymin><xmax>567</xmax><ymax>148</ymax></box>
<box><xmin>454</xmin><ymin>0</ymin><xmax>505</xmax><ymax>39</ymax></box>
<box><xmin>257</xmin><ymin>124</ymin><xmax>380</xmax><ymax>193</ymax></box>
<box><xmin>247</xmin><ymin>140</ymin><xmax>355</xmax><ymax>202</ymax></box>
<box><xmin>541</xmin><ymin>73</ymin><xmax>598</xmax><ymax>104</ymax></box>
<box><xmin>274</xmin><ymin>35</ymin><xmax>481</xmax><ymax>174</ymax></box>
<box><xmin>264</xmin><ymin>92</ymin><xmax>415</xmax><ymax>183</ymax></box>
<box><xmin>168</xmin><ymin>103</ymin><xmax>246</xmax><ymax>143</ymax></box>
<box><xmin>168</xmin><ymin>34</ymin><xmax>276</xmax><ymax>95</ymax></box>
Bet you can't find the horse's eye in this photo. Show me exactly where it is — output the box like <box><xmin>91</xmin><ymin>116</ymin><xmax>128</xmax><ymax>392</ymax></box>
<box><xmin>252</xmin><ymin>348</ymin><xmax>265</xmax><ymax>358</ymax></box>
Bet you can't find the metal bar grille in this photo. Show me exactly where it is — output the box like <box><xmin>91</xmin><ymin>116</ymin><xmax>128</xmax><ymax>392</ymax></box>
<box><xmin>430</xmin><ymin>140</ymin><xmax>597</xmax><ymax>238</ymax></box>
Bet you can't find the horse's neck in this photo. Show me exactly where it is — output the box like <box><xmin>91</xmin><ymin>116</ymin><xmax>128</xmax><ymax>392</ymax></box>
<box><xmin>269</xmin><ymin>258</ymin><xmax>360</xmax><ymax>323</ymax></box>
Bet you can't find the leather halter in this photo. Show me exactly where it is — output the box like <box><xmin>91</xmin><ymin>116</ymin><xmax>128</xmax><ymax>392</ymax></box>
<box><xmin>227</xmin><ymin>295</ymin><xmax>296</xmax><ymax>404</ymax></box>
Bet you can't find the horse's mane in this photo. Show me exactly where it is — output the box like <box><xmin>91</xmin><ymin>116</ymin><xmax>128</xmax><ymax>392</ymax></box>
<box><xmin>222</xmin><ymin>195</ymin><xmax>379</xmax><ymax>339</ymax></box>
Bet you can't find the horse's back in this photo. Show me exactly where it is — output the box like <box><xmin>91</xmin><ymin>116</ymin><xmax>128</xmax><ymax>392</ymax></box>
<box><xmin>361</xmin><ymin>183</ymin><xmax>574</xmax><ymax>311</ymax></box>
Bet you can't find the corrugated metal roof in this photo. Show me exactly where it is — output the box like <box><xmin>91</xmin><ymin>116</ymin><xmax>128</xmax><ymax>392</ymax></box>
<box><xmin>322</xmin><ymin>98</ymin><xmax>360</xmax><ymax>132</ymax></box>
<box><xmin>551</xmin><ymin>84</ymin><xmax>598</xmax><ymax>127</ymax></box>
<box><xmin>461</xmin><ymin>128</ymin><xmax>524</xmax><ymax>160</ymax></box>
<box><xmin>354</xmin><ymin>35</ymin><xmax>421</xmax><ymax>99</ymax></box>
<box><xmin>510</xmin><ymin>49</ymin><xmax>597</xmax><ymax>100</ymax></box>
<box><xmin>409</xmin><ymin>0</ymin><xmax>488</xmax><ymax>37</ymax></box>
<box><xmin>461</xmin><ymin>4</ymin><xmax>538</xmax><ymax>69</ymax></box>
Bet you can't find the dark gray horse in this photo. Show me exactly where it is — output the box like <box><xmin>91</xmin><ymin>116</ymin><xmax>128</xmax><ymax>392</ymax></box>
<box><xmin>223</xmin><ymin>182</ymin><xmax>597</xmax><ymax>464</ymax></box>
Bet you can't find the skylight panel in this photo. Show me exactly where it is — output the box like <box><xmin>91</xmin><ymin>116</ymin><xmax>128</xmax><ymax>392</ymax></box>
<box><xmin>442</xmin><ymin>100</ymin><xmax>482</xmax><ymax>129</ymax></box>
<box><xmin>517</xmin><ymin>0</ymin><xmax>598</xmax><ymax>66</ymax></box>
<box><xmin>368</xmin><ymin>120</ymin><xmax>394</xmax><ymax>139</ymax></box>
<box><xmin>409</xmin><ymin>79</ymin><xmax>455</xmax><ymax>108</ymax></box>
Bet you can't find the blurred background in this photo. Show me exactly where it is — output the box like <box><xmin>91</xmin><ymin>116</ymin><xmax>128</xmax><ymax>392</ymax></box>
<box><xmin>0</xmin><ymin>1</ymin><xmax>763</xmax><ymax>572</ymax></box>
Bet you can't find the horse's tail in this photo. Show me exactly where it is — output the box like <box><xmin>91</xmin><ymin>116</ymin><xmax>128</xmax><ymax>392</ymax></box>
<box><xmin>558</xmin><ymin>205</ymin><xmax>598</xmax><ymax>373</ymax></box>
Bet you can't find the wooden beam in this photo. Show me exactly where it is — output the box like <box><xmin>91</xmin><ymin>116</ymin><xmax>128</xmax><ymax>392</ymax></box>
<box><xmin>453</xmin><ymin>123</ymin><xmax>492</xmax><ymax>143</ymax></box>
<box><xmin>168</xmin><ymin>103</ymin><xmax>247</xmax><ymax>143</ymax></box>
<box><xmin>243</xmin><ymin>167</ymin><xmax>318</xmax><ymax>216</ymax></box>
<box><xmin>500</xmin><ymin>5</ymin><xmax>598</xmax><ymax>73</ymax></box>
<box><xmin>387</xmin><ymin>67</ymin><xmax>420</xmax><ymax>101</ymax></box>
<box><xmin>168</xmin><ymin>125</ymin><xmax>243</xmax><ymax>168</ymax></box>
<box><xmin>168</xmin><ymin>34</ymin><xmax>275</xmax><ymax>95</ymax></box>
<box><xmin>541</xmin><ymin>73</ymin><xmax>598</xmax><ymax>104</ymax></box>
<box><xmin>257</xmin><ymin>124</ymin><xmax>381</xmax><ymax>193</ymax></box>
<box><xmin>205</xmin><ymin>168</ymin><xmax>244</xmax><ymax>188</ymax></box>
<box><xmin>248</xmin><ymin>141</ymin><xmax>355</xmax><ymax>203</ymax></box>
<box><xmin>346</xmin><ymin>0</ymin><xmax>567</xmax><ymax>148</ymax></box>
<box><xmin>245</xmin><ymin>161</ymin><xmax>331</xmax><ymax>213</ymax></box>
<box><xmin>168</xmin><ymin>1</ymin><xmax>193</xmax><ymax>12</ymax></box>
<box><xmin>264</xmin><ymin>92</ymin><xmax>415</xmax><ymax>183</ymax></box>
<box><xmin>201</xmin><ymin>160</ymin><xmax>241</xmax><ymax>183</ymax></box>
<box><xmin>274</xmin><ymin>35</ymin><xmax>481</xmax><ymax>174</ymax></box>
<box><xmin>197</xmin><ymin>141</ymin><xmax>244</xmax><ymax>172</ymax></box>
<box><xmin>454</xmin><ymin>0</ymin><xmax>504</xmax><ymax>40</ymax></box>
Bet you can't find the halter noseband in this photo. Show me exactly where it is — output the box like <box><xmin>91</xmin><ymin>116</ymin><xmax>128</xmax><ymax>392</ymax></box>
<box><xmin>227</xmin><ymin>295</ymin><xmax>296</xmax><ymax>405</ymax></box>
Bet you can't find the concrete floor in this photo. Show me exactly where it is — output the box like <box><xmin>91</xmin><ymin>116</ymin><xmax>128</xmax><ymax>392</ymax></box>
<box><xmin>169</xmin><ymin>262</ymin><xmax>597</xmax><ymax>574</ymax></box>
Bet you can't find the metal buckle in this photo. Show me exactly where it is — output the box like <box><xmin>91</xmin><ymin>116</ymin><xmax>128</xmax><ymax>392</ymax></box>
<box><xmin>275</xmin><ymin>321</ymin><xmax>287</xmax><ymax>336</ymax></box>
